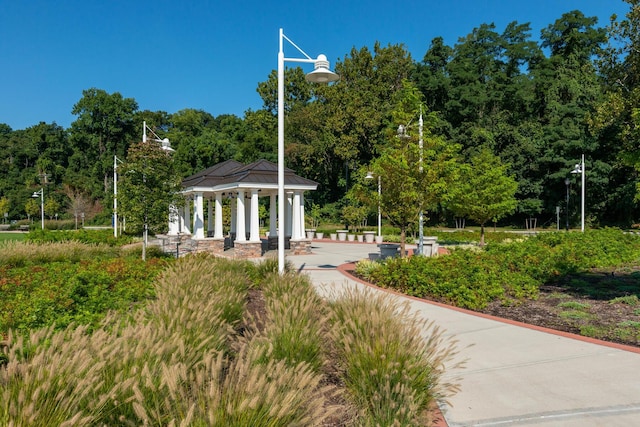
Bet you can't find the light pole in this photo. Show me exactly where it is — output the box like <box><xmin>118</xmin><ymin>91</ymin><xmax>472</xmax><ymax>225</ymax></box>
<box><xmin>31</xmin><ymin>188</ymin><xmax>44</xmax><ymax>230</ymax></box>
<box><xmin>140</xmin><ymin>121</ymin><xmax>175</xmax><ymax>261</ymax></box>
<box><xmin>113</xmin><ymin>155</ymin><xmax>123</xmax><ymax>237</ymax></box>
<box><xmin>571</xmin><ymin>154</ymin><xmax>585</xmax><ymax>232</ymax></box>
<box><xmin>397</xmin><ymin>107</ymin><xmax>424</xmax><ymax>254</ymax></box>
<box><xmin>564</xmin><ymin>178</ymin><xmax>570</xmax><ymax>231</ymax></box>
<box><xmin>365</xmin><ymin>171</ymin><xmax>382</xmax><ymax>240</ymax></box>
<box><xmin>277</xmin><ymin>28</ymin><xmax>338</xmax><ymax>273</ymax></box>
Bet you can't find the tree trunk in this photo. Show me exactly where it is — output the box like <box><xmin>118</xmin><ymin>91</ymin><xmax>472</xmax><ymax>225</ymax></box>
<box><xmin>480</xmin><ymin>223</ymin><xmax>486</xmax><ymax>246</ymax></box>
<box><xmin>400</xmin><ymin>227</ymin><xmax>406</xmax><ymax>257</ymax></box>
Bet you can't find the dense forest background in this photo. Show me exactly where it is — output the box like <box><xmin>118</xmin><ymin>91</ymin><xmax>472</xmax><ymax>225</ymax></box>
<box><xmin>1</xmin><ymin>2</ymin><xmax>639</xmax><ymax>229</ymax></box>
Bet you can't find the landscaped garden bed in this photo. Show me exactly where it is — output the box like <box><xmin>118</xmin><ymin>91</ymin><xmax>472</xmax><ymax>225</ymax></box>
<box><xmin>355</xmin><ymin>228</ymin><xmax>640</xmax><ymax>348</ymax></box>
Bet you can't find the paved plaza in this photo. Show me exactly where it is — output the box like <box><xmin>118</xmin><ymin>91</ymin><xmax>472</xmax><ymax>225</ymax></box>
<box><xmin>287</xmin><ymin>240</ymin><xmax>640</xmax><ymax>427</ymax></box>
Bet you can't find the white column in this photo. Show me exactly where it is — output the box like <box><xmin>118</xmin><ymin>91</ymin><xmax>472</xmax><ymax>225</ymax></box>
<box><xmin>250</xmin><ymin>189</ymin><xmax>260</xmax><ymax>241</ymax></box>
<box><xmin>269</xmin><ymin>193</ymin><xmax>277</xmax><ymax>237</ymax></box>
<box><xmin>300</xmin><ymin>192</ymin><xmax>306</xmax><ymax>238</ymax></box>
<box><xmin>214</xmin><ymin>193</ymin><xmax>223</xmax><ymax>238</ymax></box>
<box><xmin>236</xmin><ymin>190</ymin><xmax>246</xmax><ymax>242</ymax></box>
<box><xmin>244</xmin><ymin>193</ymin><xmax>251</xmax><ymax>237</ymax></box>
<box><xmin>207</xmin><ymin>198</ymin><xmax>213</xmax><ymax>237</ymax></box>
<box><xmin>230</xmin><ymin>194</ymin><xmax>236</xmax><ymax>235</ymax></box>
<box><xmin>168</xmin><ymin>204</ymin><xmax>179</xmax><ymax>235</ymax></box>
<box><xmin>194</xmin><ymin>192</ymin><xmax>205</xmax><ymax>239</ymax></box>
<box><xmin>183</xmin><ymin>197</ymin><xmax>192</xmax><ymax>234</ymax></box>
<box><xmin>286</xmin><ymin>193</ymin><xmax>293</xmax><ymax>238</ymax></box>
<box><xmin>292</xmin><ymin>191</ymin><xmax>301</xmax><ymax>239</ymax></box>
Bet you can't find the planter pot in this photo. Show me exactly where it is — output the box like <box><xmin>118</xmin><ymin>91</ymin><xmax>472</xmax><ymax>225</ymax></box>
<box><xmin>375</xmin><ymin>235</ymin><xmax>384</xmax><ymax>244</ymax></box>
<box><xmin>347</xmin><ymin>234</ymin><xmax>356</xmax><ymax>242</ymax></box>
<box><xmin>316</xmin><ymin>232</ymin><xmax>324</xmax><ymax>239</ymax></box>
<box><xmin>363</xmin><ymin>231</ymin><xmax>375</xmax><ymax>243</ymax></box>
<box><xmin>357</xmin><ymin>234</ymin><xmax>364</xmax><ymax>243</ymax></box>
<box><xmin>337</xmin><ymin>230</ymin><xmax>348</xmax><ymax>241</ymax></box>
<box><xmin>330</xmin><ymin>233</ymin><xmax>337</xmax><ymax>240</ymax></box>
<box><xmin>306</xmin><ymin>230</ymin><xmax>315</xmax><ymax>239</ymax></box>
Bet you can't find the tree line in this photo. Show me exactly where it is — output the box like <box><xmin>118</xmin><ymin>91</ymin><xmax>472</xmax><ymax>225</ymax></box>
<box><xmin>1</xmin><ymin>1</ymin><xmax>639</xmax><ymax>232</ymax></box>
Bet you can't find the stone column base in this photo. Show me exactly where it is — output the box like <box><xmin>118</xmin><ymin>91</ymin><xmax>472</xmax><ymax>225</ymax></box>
<box><xmin>192</xmin><ymin>238</ymin><xmax>225</xmax><ymax>255</ymax></box>
<box><xmin>234</xmin><ymin>241</ymin><xmax>263</xmax><ymax>258</ymax></box>
<box><xmin>289</xmin><ymin>239</ymin><xmax>312</xmax><ymax>255</ymax></box>
<box><xmin>268</xmin><ymin>235</ymin><xmax>290</xmax><ymax>250</ymax></box>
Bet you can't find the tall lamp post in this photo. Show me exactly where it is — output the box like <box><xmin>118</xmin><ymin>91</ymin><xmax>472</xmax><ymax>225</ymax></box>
<box><xmin>113</xmin><ymin>155</ymin><xmax>123</xmax><ymax>237</ymax></box>
<box><xmin>365</xmin><ymin>171</ymin><xmax>381</xmax><ymax>240</ymax></box>
<box><xmin>397</xmin><ymin>107</ymin><xmax>424</xmax><ymax>254</ymax></box>
<box><xmin>277</xmin><ymin>28</ymin><xmax>338</xmax><ymax>273</ymax></box>
<box><xmin>564</xmin><ymin>178</ymin><xmax>570</xmax><ymax>231</ymax></box>
<box><xmin>31</xmin><ymin>188</ymin><xmax>44</xmax><ymax>230</ymax></box>
<box><xmin>571</xmin><ymin>154</ymin><xmax>585</xmax><ymax>232</ymax></box>
<box><xmin>143</xmin><ymin>121</ymin><xmax>174</xmax><ymax>261</ymax></box>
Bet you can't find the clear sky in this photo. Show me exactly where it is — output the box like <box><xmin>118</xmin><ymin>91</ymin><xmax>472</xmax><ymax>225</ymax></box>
<box><xmin>0</xmin><ymin>0</ymin><xmax>631</xmax><ymax>131</ymax></box>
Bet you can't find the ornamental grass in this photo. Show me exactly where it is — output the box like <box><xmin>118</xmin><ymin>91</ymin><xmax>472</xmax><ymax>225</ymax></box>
<box><xmin>1</xmin><ymin>251</ymin><xmax>460</xmax><ymax>426</ymax></box>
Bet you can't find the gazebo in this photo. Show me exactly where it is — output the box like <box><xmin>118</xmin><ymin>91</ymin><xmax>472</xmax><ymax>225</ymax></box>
<box><xmin>167</xmin><ymin>159</ymin><xmax>318</xmax><ymax>257</ymax></box>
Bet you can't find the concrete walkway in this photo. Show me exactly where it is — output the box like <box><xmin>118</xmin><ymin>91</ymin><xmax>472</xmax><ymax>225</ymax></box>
<box><xmin>286</xmin><ymin>240</ymin><xmax>640</xmax><ymax>427</ymax></box>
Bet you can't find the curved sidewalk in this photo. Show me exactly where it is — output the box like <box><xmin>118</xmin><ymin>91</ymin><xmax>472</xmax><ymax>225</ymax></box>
<box><xmin>286</xmin><ymin>240</ymin><xmax>640</xmax><ymax>427</ymax></box>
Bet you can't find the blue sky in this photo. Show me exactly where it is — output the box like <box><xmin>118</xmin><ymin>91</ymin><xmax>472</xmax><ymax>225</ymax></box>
<box><xmin>0</xmin><ymin>0</ymin><xmax>631</xmax><ymax>131</ymax></box>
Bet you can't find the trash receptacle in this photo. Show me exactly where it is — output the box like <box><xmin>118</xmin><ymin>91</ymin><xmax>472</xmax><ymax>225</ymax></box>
<box><xmin>378</xmin><ymin>243</ymin><xmax>400</xmax><ymax>259</ymax></box>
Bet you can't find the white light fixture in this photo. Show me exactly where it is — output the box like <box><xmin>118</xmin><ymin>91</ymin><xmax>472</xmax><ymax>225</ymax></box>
<box><xmin>31</xmin><ymin>188</ymin><xmax>44</xmax><ymax>230</ymax></box>
<box><xmin>365</xmin><ymin>171</ymin><xmax>381</xmax><ymax>240</ymax></box>
<box><xmin>277</xmin><ymin>28</ymin><xmax>338</xmax><ymax>273</ymax></box>
<box><xmin>143</xmin><ymin>121</ymin><xmax>174</xmax><ymax>152</ymax></box>
<box><xmin>571</xmin><ymin>154</ymin><xmax>585</xmax><ymax>232</ymax></box>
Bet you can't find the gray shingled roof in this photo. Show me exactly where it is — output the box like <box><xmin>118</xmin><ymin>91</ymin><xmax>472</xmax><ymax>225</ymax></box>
<box><xmin>181</xmin><ymin>159</ymin><xmax>318</xmax><ymax>192</ymax></box>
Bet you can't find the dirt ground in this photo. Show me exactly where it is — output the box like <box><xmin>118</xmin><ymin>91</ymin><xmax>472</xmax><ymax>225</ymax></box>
<box><xmin>481</xmin><ymin>268</ymin><xmax>640</xmax><ymax>348</ymax></box>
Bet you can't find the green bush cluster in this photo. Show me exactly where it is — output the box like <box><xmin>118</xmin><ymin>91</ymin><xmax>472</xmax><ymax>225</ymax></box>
<box><xmin>366</xmin><ymin>229</ymin><xmax>640</xmax><ymax>310</ymax></box>
<box><xmin>0</xmin><ymin>244</ymin><xmax>166</xmax><ymax>335</ymax></box>
<box><xmin>26</xmin><ymin>228</ymin><xmax>137</xmax><ymax>246</ymax></box>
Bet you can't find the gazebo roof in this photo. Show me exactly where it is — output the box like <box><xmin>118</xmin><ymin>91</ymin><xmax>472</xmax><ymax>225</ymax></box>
<box><xmin>181</xmin><ymin>159</ymin><xmax>318</xmax><ymax>195</ymax></box>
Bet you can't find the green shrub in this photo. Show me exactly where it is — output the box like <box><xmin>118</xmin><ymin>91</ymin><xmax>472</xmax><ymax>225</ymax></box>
<box><xmin>369</xmin><ymin>229</ymin><xmax>640</xmax><ymax>310</ymax></box>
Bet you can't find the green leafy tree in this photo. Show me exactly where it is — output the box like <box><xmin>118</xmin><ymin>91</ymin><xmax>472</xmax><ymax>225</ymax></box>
<box><xmin>117</xmin><ymin>141</ymin><xmax>183</xmax><ymax>259</ymax></box>
<box><xmin>44</xmin><ymin>198</ymin><xmax>61</xmax><ymax>220</ymax></box>
<box><xmin>448</xmin><ymin>149</ymin><xmax>518</xmax><ymax>245</ymax></box>
<box><xmin>68</xmin><ymin>88</ymin><xmax>138</xmax><ymax>199</ymax></box>
<box><xmin>25</xmin><ymin>198</ymin><xmax>40</xmax><ymax>222</ymax></box>
<box><xmin>0</xmin><ymin>197</ymin><xmax>9</xmax><ymax>222</ymax></box>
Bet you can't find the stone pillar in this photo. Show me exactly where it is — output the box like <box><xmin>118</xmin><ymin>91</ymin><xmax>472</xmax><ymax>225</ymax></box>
<box><xmin>250</xmin><ymin>189</ymin><xmax>260</xmax><ymax>241</ymax></box>
<box><xmin>236</xmin><ymin>190</ymin><xmax>246</xmax><ymax>242</ymax></box>
<box><xmin>193</xmin><ymin>192</ymin><xmax>205</xmax><ymax>239</ymax></box>
<box><xmin>214</xmin><ymin>193</ymin><xmax>223</xmax><ymax>239</ymax></box>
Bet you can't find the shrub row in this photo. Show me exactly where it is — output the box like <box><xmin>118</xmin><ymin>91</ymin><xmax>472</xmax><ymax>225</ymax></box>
<box><xmin>26</xmin><ymin>229</ymin><xmax>138</xmax><ymax>246</ymax></box>
<box><xmin>361</xmin><ymin>229</ymin><xmax>640</xmax><ymax>310</ymax></box>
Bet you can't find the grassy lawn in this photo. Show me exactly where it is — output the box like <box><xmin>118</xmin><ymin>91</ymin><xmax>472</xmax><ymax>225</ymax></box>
<box><xmin>0</xmin><ymin>232</ymin><xmax>26</xmax><ymax>242</ymax></box>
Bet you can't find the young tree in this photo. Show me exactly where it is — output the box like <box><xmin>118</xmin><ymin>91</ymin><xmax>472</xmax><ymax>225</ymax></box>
<box><xmin>25</xmin><ymin>198</ymin><xmax>40</xmax><ymax>223</ymax></box>
<box><xmin>448</xmin><ymin>149</ymin><xmax>518</xmax><ymax>245</ymax></box>
<box><xmin>0</xmin><ymin>197</ymin><xmax>9</xmax><ymax>222</ymax></box>
<box><xmin>117</xmin><ymin>141</ymin><xmax>183</xmax><ymax>259</ymax></box>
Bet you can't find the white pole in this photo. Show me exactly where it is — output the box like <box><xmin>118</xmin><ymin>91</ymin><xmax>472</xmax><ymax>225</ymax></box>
<box><xmin>278</xmin><ymin>28</ymin><xmax>286</xmax><ymax>273</ymax></box>
<box><xmin>114</xmin><ymin>155</ymin><xmax>118</xmax><ymax>238</ymax></box>
<box><xmin>581</xmin><ymin>154</ymin><xmax>585</xmax><ymax>232</ymax></box>
<box><xmin>377</xmin><ymin>176</ymin><xmax>381</xmax><ymax>239</ymax></box>
<box><xmin>40</xmin><ymin>188</ymin><xmax>44</xmax><ymax>230</ymax></box>
<box><xmin>418</xmin><ymin>107</ymin><xmax>424</xmax><ymax>255</ymax></box>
